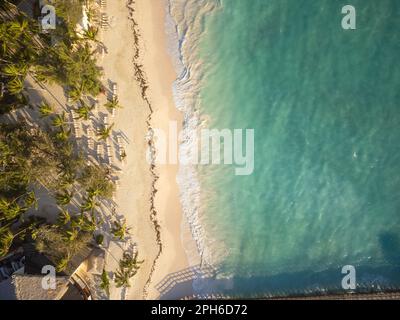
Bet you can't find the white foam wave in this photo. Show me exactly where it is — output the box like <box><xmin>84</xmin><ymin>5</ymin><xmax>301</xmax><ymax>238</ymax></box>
<box><xmin>164</xmin><ymin>0</ymin><xmax>223</xmax><ymax>267</ymax></box>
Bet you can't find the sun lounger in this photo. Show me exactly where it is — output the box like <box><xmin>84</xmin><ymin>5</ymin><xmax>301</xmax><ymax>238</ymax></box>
<box><xmin>116</xmin><ymin>135</ymin><xmax>126</xmax><ymax>160</ymax></box>
<box><xmin>87</xmin><ymin>127</ymin><xmax>92</xmax><ymax>137</ymax></box>
<box><xmin>97</xmin><ymin>144</ymin><xmax>103</xmax><ymax>161</ymax></box>
<box><xmin>112</xmin><ymin>83</ymin><xmax>118</xmax><ymax>97</ymax></box>
<box><xmin>101</xmin><ymin>13</ymin><xmax>109</xmax><ymax>29</ymax></box>
<box><xmin>87</xmin><ymin>135</ymin><xmax>94</xmax><ymax>150</ymax></box>
<box><xmin>107</xmin><ymin>145</ymin><xmax>113</xmax><ymax>165</ymax></box>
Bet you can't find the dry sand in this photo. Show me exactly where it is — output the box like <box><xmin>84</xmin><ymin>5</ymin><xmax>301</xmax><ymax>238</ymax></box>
<box><xmin>100</xmin><ymin>0</ymin><xmax>196</xmax><ymax>299</ymax></box>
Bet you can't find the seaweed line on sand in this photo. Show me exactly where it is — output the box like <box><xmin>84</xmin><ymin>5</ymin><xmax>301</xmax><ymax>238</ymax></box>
<box><xmin>126</xmin><ymin>0</ymin><xmax>162</xmax><ymax>300</ymax></box>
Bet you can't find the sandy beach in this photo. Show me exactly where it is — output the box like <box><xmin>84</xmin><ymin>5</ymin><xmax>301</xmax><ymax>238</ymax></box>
<box><xmin>99</xmin><ymin>0</ymin><xmax>193</xmax><ymax>299</ymax></box>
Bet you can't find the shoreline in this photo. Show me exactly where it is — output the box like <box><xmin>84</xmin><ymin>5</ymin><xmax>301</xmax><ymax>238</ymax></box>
<box><xmin>100</xmin><ymin>0</ymin><xmax>203</xmax><ymax>300</ymax></box>
<box><xmin>129</xmin><ymin>0</ymin><xmax>195</xmax><ymax>299</ymax></box>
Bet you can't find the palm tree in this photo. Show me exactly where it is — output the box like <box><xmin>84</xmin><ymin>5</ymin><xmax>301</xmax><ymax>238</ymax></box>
<box><xmin>55</xmin><ymin>190</ymin><xmax>74</xmax><ymax>206</ymax></box>
<box><xmin>87</xmin><ymin>187</ymin><xmax>101</xmax><ymax>199</ymax></box>
<box><xmin>114</xmin><ymin>268</ymin><xmax>131</xmax><ymax>288</ymax></box>
<box><xmin>96</xmin><ymin>123</ymin><xmax>114</xmax><ymax>141</ymax></box>
<box><xmin>58</xmin><ymin>172</ymin><xmax>75</xmax><ymax>189</ymax></box>
<box><xmin>71</xmin><ymin>214</ymin><xmax>84</xmax><ymax>229</ymax></box>
<box><xmin>120</xmin><ymin>252</ymin><xmax>143</xmax><ymax>271</ymax></box>
<box><xmin>75</xmin><ymin>102</ymin><xmax>93</xmax><ymax>121</ymax></box>
<box><xmin>38</xmin><ymin>102</ymin><xmax>54</xmax><ymax>118</ymax></box>
<box><xmin>100</xmin><ymin>269</ymin><xmax>110</xmax><ymax>296</ymax></box>
<box><xmin>9</xmin><ymin>19</ymin><xmax>29</xmax><ymax>37</ymax></box>
<box><xmin>83</xmin><ymin>26</ymin><xmax>99</xmax><ymax>42</ymax></box>
<box><xmin>68</xmin><ymin>84</ymin><xmax>85</xmax><ymax>102</ymax></box>
<box><xmin>0</xmin><ymin>225</ymin><xmax>31</xmax><ymax>257</ymax></box>
<box><xmin>6</xmin><ymin>77</ymin><xmax>24</xmax><ymax>95</ymax></box>
<box><xmin>111</xmin><ymin>220</ymin><xmax>131</xmax><ymax>240</ymax></box>
<box><xmin>81</xmin><ymin>215</ymin><xmax>97</xmax><ymax>233</ymax></box>
<box><xmin>0</xmin><ymin>141</ymin><xmax>12</xmax><ymax>166</ymax></box>
<box><xmin>0</xmin><ymin>228</ymin><xmax>13</xmax><ymax>257</ymax></box>
<box><xmin>64</xmin><ymin>227</ymin><xmax>79</xmax><ymax>242</ymax></box>
<box><xmin>0</xmin><ymin>198</ymin><xmax>24</xmax><ymax>221</ymax></box>
<box><xmin>80</xmin><ymin>196</ymin><xmax>98</xmax><ymax>213</ymax></box>
<box><xmin>54</xmin><ymin>128</ymin><xmax>71</xmax><ymax>143</ymax></box>
<box><xmin>56</xmin><ymin>254</ymin><xmax>70</xmax><ymax>272</ymax></box>
<box><xmin>0</xmin><ymin>24</ymin><xmax>11</xmax><ymax>55</ymax></box>
<box><xmin>52</xmin><ymin>112</ymin><xmax>67</xmax><ymax>128</ymax></box>
<box><xmin>1</xmin><ymin>63</ymin><xmax>28</xmax><ymax>78</ymax></box>
<box><xmin>114</xmin><ymin>251</ymin><xmax>143</xmax><ymax>288</ymax></box>
<box><xmin>57</xmin><ymin>209</ymin><xmax>71</xmax><ymax>225</ymax></box>
<box><xmin>60</xmin><ymin>142</ymin><xmax>73</xmax><ymax>158</ymax></box>
<box><xmin>104</xmin><ymin>97</ymin><xmax>122</xmax><ymax>111</ymax></box>
<box><xmin>79</xmin><ymin>42</ymin><xmax>95</xmax><ymax>64</ymax></box>
<box><xmin>23</xmin><ymin>191</ymin><xmax>38</xmax><ymax>210</ymax></box>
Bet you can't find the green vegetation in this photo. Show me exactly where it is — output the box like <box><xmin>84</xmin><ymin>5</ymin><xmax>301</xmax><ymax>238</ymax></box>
<box><xmin>55</xmin><ymin>190</ymin><xmax>74</xmax><ymax>206</ymax></box>
<box><xmin>95</xmin><ymin>233</ymin><xmax>104</xmax><ymax>246</ymax></box>
<box><xmin>75</xmin><ymin>101</ymin><xmax>94</xmax><ymax>121</ymax></box>
<box><xmin>0</xmin><ymin>1</ymin><xmax>114</xmax><ymax>268</ymax></box>
<box><xmin>1</xmin><ymin>3</ymin><xmax>141</xmax><ymax>296</ymax></box>
<box><xmin>114</xmin><ymin>251</ymin><xmax>143</xmax><ymax>288</ymax></box>
<box><xmin>32</xmin><ymin>224</ymin><xmax>92</xmax><ymax>272</ymax></box>
<box><xmin>0</xmin><ymin>121</ymin><xmax>114</xmax><ymax>260</ymax></box>
<box><xmin>38</xmin><ymin>102</ymin><xmax>54</xmax><ymax>118</ymax></box>
<box><xmin>100</xmin><ymin>268</ymin><xmax>110</xmax><ymax>296</ymax></box>
<box><xmin>104</xmin><ymin>97</ymin><xmax>122</xmax><ymax>111</ymax></box>
<box><xmin>97</xmin><ymin>123</ymin><xmax>114</xmax><ymax>141</ymax></box>
<box><xmin>52</xmin><ymin>0</ymin><xmax>86</xmax><ymax>30</ymax></box>
<box><xmin>0</xmin><ymin>1</ymin><xmax>102</xmax><ymax>114</ymax></box>
<box><xmin>111</xmin><ymin>220</ymin><xmax>131</xmax><ymax>241</ymax></box>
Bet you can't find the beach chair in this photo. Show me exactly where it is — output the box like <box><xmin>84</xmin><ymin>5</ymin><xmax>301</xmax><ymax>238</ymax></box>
<box><xmin>115</xmin><ymin>179</ymin><xmax>120</xmax><ymax>190</ymax></box>
<box><xmin>87</xmin><ymin>126</ymin><xmax>92</xmax><ymax>138</ymax></box>
<box><xmin>74</xmin><ymin>124</ymin><xmax>81</xmax><ymax>138</ymax></box>
<box><xmin>107</xmin><ymin>145</ymin><xmax>113</xmax><ymax>165</ymax></box>
<box><xmin>96</xmin><ymin>144</ymin><xmax>103</xmax><ymax>161</ymax></box>
<box><xmin>116</xmin><ymin>135</ymin><xmax>126</xmax><ymax>160</ymax></box>
<box><xmin>112</xmin><ymin>83</ymin><xmax>118</xmax><ymax>99</ymax></box>
<box><xmin>87</xmin><ymin>129</ymin><xmax>94</xmax><ymax>150</ymax></box>
<box><xmin>101</xmin><ymin>13</ymin><xmax>109</xmax><ymax>29</ymax></box>
<box><xmin>100</xmin><ymin>0</ymin><xmax>107</xmax><ymax>9</ymax></box>
<box><xmin>71</xmin><ymin>110</ymin><xmax>81</xmax><ymax>137</ymax></box>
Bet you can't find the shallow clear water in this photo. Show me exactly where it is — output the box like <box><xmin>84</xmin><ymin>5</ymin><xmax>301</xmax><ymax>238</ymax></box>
<box><xmin>171</xmin><ymin>0</ymin><xmax>400</xmax><ymax>296</ymax></box>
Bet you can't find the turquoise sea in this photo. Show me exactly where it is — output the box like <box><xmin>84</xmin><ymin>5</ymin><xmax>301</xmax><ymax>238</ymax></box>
<box><xmin>169</xmin><ymin>0</ymin><xmax>400</xmax><ymax>297</ymax></box>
